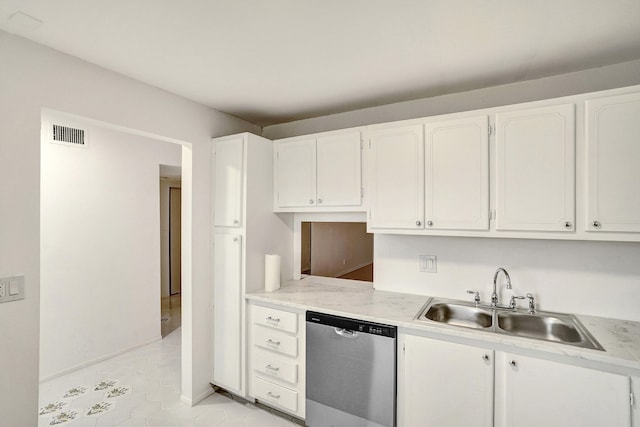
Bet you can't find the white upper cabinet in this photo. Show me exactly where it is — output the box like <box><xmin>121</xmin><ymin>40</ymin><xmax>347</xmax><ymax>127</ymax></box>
<box><xmin>275</xmin><ymin>138</ymin><xmax>316</xmax><ymax>208</ymax></box>
<box><xmin>274</xmin><ymin>130</ymin><xmax>363</xmax><ymax>211</ymax></box>
<box><xmin>316</xmin><ymin>132</ymin><xmax>362</xmax><ymax>207</ymax></box>
<box><xmin>495</xmin><ymin>104</ymin><xmax>575</xmax><ymax>232</ymax></box>
<box><xmin>425</xmin><ymin>115</ymin><xmax>489</xmax><ymax>230</ymax></box>
<box><xmin>586</xmin><ymin>92</ymin><xmax>640</xmax><ymax>233</ymax></box>
<box><xmin>214</xmin><ymin>136</ymin><xmax>244</xmax><ymax>227</ymax></box>
<box><xmin>368</xmin><ymin>124</ymin><xmax>425</xmax><ymax>230</ymax></box>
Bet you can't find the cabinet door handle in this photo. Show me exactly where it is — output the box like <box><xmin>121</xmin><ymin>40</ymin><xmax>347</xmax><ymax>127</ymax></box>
<box><xmin>233</xmin><ymin>237</ymin><xmax>238</xmax><ymax>242</ymax></box>
<box><xmin>309</xmin><ymin>199</ymin><xmax>314</xmax><ymax>205</ymax></box>
<box><xmin>592</xmin><ymin>221</ymin><xmax>601</xmax><ymax>229</ymax></box>
<box><xmin>265</xmin><ymin>364</ymin><xmax>280</xmax><ymax>372</ymax></box>
<box><xmin>318</xmin><ymin>198</ymin><xmax>323</xmax><ymax>204</ymax></box>
<box><xmin>416</xmin><ymin>221</ymin><xmax>421</xmax><ymax>227</ymax></box>
<box><xmin>564</xmin><ymin>221</ymin><xmax>572</xmax><ymax>229</ymax></box>
<box><xmin>427</xmin><ymin>220</ymin><xmax>433</xmax><ymax>227</ymax></box>
<box><xmin>482</xmin><ymin>354</ymin><xmax>490</xmax><ymax>361</ymax></box>
<box><xmin>233</xmin><ymin>219</ymin><xmax>239</xmax><ymax>225</ymax></box>
<box><xmin>509</xmin><ymin>360</ymin><xmax>517</xmax><ymax>367</ymax></box>
<box><xmin>266</xmin><ymin>339</ymin><xmax>281</xmax><ymax>346</ymax></box>
<box><xmin>266</xmin><ymin>316</ymin><xmax>280</xmax><ymax>323</ymax></box>
<box><xmin>266</xmin><ymin>391</ymin><xmax>280</xmax><ymax>399</ymax></box>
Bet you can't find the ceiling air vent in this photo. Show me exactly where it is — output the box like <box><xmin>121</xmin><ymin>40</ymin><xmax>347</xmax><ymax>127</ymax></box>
<box><xmin>51</xmin><ymin>123</ymin><xmax>87</xmax><ymax>147</ymax></box>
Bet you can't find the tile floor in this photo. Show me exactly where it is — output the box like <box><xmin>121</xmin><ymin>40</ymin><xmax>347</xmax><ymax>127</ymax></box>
<box><xmin>38</xmin><ymin>328</ymin><xmax>303</xmax><ymax>426</ymax></box>
<box><xmin>161</xmin><ymin>294</ymin><xmax>182</xmax><ymax>338</ymax></box>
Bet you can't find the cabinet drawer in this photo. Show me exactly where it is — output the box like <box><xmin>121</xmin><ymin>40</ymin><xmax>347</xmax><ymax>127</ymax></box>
<box><xmin>253</xmin><ymin>305</ymin><xmax>298</xmax><ymax>333</ymax></box>
<box><xmin>253</xmin><ymin>377</ymin><xmax>298</xmax><ymax>413</ymax></box>
<box><xmin>254</xmin><ymin>348</ymin><xmax>298</xmax><ymax>385</ymax></box>
<box><xmin>254</xmin><ymin>325</ymin><xmax>298</xmax><ymax>357</ymax></box>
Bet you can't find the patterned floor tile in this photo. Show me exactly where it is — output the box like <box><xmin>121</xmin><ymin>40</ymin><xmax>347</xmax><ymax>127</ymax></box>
<box><xmin>39</xmin><ymin>327</ymin><xmax>301</xmax><ymax>427</ymax></box>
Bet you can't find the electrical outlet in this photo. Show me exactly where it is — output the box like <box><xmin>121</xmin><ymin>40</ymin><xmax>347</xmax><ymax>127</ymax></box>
<box><xmin>419</xmin><ymin>255</ymin><xmax>437</xmax><ymax>273</ymax></box>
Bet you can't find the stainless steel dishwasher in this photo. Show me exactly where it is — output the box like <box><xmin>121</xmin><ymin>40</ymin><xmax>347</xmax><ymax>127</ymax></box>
<box><xmin>306</xmin><ymin>311</ymin><xmax>396</xmax><ymax>427</ymax></box>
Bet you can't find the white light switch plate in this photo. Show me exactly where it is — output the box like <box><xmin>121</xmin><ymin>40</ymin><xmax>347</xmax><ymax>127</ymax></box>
<box><xmin>0</xmin><ymin>275</ymin><xmax>25</xmax><ymax>303</ymax></box>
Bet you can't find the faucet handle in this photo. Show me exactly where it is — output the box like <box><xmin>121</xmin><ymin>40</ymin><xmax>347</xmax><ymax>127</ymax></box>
<box><xmin>526</xmin><ymin>293</ymin><xmax>536</xmax><ymax>314</ymax></box>
<box><xmin>509</xmin><ymin>295</ymin><xmax>526</xmax><ymax>309</ymax></box>
<box><xmin>466</xmin><ymin>290</ymin><xmax>481</xmax><ymax>306</ymax></box>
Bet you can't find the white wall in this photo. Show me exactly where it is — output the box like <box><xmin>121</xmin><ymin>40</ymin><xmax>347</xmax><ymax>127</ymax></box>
<box><xmin>310</xmin><ymin>222</ymin><xmax>373</xmax><ymax>277</ymax></box>
<box><xmin>264</xmin><ymin>60</ymin><xmax>640</xmax><ymax>323</ymax></box>
<box><xmin>375</xmin><ymin>235</ymin><xmax>640</xmax><ymax>322</ymax></box>
<box><xmin>40</xmin><ymin>122</ymin><xmax>181</xmax><ymax>379</ymax></box>
<box><xmin>0</xmin><ymin>30</ymin><xmax>259</xmax><ymax>424</ymax></box>
<box><xmin>263</xmin><ymin>59</ymin><xmax>640</xmax><ymax>139</ymax></box>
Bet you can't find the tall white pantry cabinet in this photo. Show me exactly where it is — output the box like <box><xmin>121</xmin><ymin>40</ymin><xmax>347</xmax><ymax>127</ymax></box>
<box><xmin>210</xmin><ymin>133</ymin><xmax>291</xmax><ymax>397</ymax></box>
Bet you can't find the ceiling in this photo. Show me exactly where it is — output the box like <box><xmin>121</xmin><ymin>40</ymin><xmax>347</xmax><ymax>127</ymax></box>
<box><xmin>1</xmin><ymin>1</ymin><xmax>640</xmax><ymax>126</ymax></box>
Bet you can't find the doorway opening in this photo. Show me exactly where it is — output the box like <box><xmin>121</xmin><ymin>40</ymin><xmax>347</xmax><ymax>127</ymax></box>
<box><xmin>39</xmin><ymin>111</ymin><xmax>186</xmax><ymax>385</ymax></box>
<box><xmin>160</xmin><ymin>168</ymin><xmax>182</xmax><ymax>338</ymax></box>
<box><xmin>301</xmin><ymin>221</ymin><xmax>373</xmax><ymax>282</ymax></box>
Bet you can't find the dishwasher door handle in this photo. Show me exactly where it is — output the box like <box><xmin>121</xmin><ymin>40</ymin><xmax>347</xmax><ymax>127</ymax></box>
<box><xmin>334</xmin><ymin>327</ymin><xmax>359</xmax><ymax>338</ymax></box>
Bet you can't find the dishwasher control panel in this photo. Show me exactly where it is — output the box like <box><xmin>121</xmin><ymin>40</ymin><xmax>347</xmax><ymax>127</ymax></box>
<box><xmin>306</xmin><ymin>311</ymin><xmax>396</xmax><ymax>338</ymax></box>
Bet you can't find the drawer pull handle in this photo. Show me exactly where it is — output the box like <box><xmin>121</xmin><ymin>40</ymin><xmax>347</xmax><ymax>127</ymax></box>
<box><xmin>266</xmin><ymin>339</ymin><xmax>281</xmax><ymax>346</ymax></box>
<box><xmin>267</xmin><ymin>391</ymin><xmax>280</xmax><ymax>399</ymax></box>
<box><xmin>265</xmin><ymin>364</ymin><xmax>280</xmax><ymax>371</ymax></box>
<box><xmin>266</xmin><ymin>316</ymin><xmax>280</xmax><ymax>323</ymax></box>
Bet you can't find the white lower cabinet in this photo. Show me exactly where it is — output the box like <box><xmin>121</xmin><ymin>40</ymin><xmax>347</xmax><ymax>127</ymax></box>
<box><xmin>248</xmin><ymin>303</ymin><xmax>305</xmax><ymax>419</ymax></box>
<box><xmin>212</xmin><ymin>233</ymin><xmax>243</xmax><ymax>394</ymax></box>
<box><xmin>495</xmin><ymin>352</ymin><xmax>631</xmax><ymax>427</ymax></box>
<box><xmin>400</xmin><ymin>334</ymin><xmax>632</xmax><ymax>427</ymax></box>
<box><xmin>399</xmin><ymin>334</ymin><xmax>494</xmax><ymax>427</ymax></box>
<box><xmin>633</xmin><ymin>377</ymin><xmax>639</xmax><ymax>427</ymax></box>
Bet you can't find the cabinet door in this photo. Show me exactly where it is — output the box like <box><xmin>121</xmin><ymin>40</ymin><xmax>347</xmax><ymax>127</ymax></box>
<box><xmin>495</xmin><ymin>104</ymin><xmax>575</xmax><ymax>232</ymax></box>
<box><xmin>425</xmin><ymin>116</ymin><xmax>489</xmax><ymax>230</ymax></box>
<box><xmin>275</xmin><ymin>138</ymin><xmax>316</xmax><ymax>208</ymax></box>
<box><xmin>212</xmin><ymin>233</ymin><xmax>243</xmax><ymax>393</ymax></box>
<box><xmin>586</xmin><ymin>92</ymin><xmax>640</xmax><ymax>232</ymax></box>
<box><xmin>369</xmin><ymin>124</ymin><xmax>425</xmax><ymax>229</ymax></box>
<box><xmin>495</xmin><ymin>352</ymin><xmax>631</xmax><ymax>427</ymax></box>
<box><xmin>316</xmin><ymin>131</ymin><xmax>362</xmax><ymax>207</ymax></box>
<box><xmin>401</xmin><ymin>335</ymin><xmax>493</xmax><ymax>427</ymax></box>
<box><xmin>214</xmin><ymin>136</ymin><xmax>244</xmax><ymax>227</ymax></box>
<box><xmin>632</xmin><ymin>377</ymin><xmax>639</xmax><ymax>427</ymax></box>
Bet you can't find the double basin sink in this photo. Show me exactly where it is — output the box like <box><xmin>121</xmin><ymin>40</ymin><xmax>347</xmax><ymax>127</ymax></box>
<box><xmin>416</xmin><ymin>298</ymin><xmax>604</xmax><ymax>351</ymax></box>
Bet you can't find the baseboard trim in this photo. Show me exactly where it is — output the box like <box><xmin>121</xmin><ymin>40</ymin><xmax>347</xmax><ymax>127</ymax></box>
<box><xmin>39</xmin><ymin>335</ymin><xmax>163</xmax><ymax>383</ymax></box>
<box><xmin>181</xmin><ymin>387</ymin><xmax>215</xmax><ymax>407</ymax></box>
<box><xmin>334</xmin><ymin>261</ymin><xmax>372</xmax><ymax>278</ymax></box>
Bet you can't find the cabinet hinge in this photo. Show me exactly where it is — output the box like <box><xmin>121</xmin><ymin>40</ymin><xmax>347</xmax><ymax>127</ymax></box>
<box><xmin>361</xmin><ymin>187</ymin><xmax>364</xmax><ymax>198</ymax></box>
<box><xmin>360</xmin><ymin>140</ymin><xmax>363</xmax><ymax>149</ymax></box>
<box><xmin>368</xmin><ymin>139</ymin><xmax>372</xmax><ymax>149</ymax></box>
<box><xmin>403</xmin><ymin>344</ymin><xmax>405</xmax><ymax>353</ymax></box>
<box><xmin>488</xmin><ymin>124</ymin><xmax>493</xmax><ymax>137</ymax></box>
<box><xmin>631</xmin><ymin>392</ymin><xmax>635</xmax><ymax>407</ymax></box>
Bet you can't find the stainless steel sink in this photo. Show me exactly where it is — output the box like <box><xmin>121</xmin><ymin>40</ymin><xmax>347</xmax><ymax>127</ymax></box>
<box><xmin>496</xmin><ymin>311</ymin><xmax>604</xmax><ymax>350</ymax></box>
<box><xmin>422</xmin><ymin>302</ymin><xmax>492</xmax><ymax>329</ymax></box>
<box><xmin>415</xmin><ymin>299</ymin><xmax>604</xmax><ymax>351</ymax></box>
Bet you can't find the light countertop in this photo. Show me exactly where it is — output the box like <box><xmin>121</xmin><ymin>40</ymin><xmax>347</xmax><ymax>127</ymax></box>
<box><xmin>246</xmin><ymin>277</ymin><xmax>640</xmax><ymax>375</ymax></box>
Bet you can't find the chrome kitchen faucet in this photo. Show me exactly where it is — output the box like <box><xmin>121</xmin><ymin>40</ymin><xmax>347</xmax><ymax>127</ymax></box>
<box><xmin>491</xmin><ymin>267</ymin><xmax>512</xmax><ymax>307</ymax></box>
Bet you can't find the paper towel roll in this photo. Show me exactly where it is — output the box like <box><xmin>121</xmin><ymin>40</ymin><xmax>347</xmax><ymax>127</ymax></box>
<box><xmin>265</xmin><ymin>254</ymin><xmax>281</xmax><ymax>292</ymax></box>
